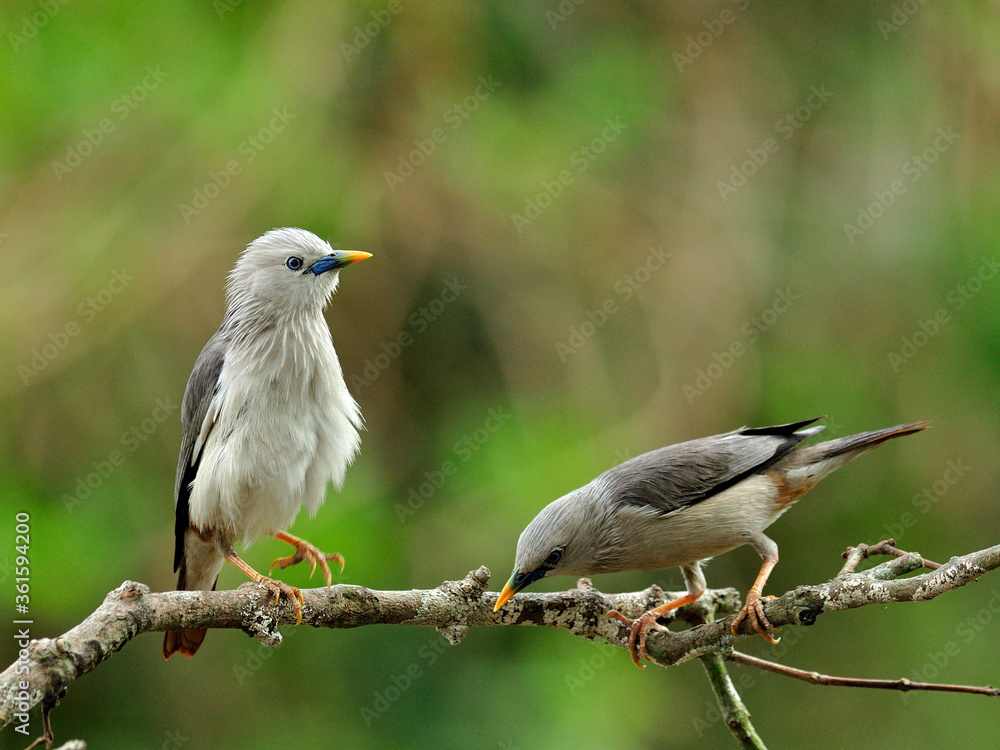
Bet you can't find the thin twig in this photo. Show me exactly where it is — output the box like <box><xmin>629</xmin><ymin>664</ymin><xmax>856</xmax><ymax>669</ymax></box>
<box><xmin>726</xmin><ymin>651</ymin><xmax>1000</xmax><ymax>697</ymax></box>
<box><xmin>839</xmin><ymin>538</ymin><xmax>941</xmax><ymax>576</ymax></box>
<box><xmin>23</xmin><ymin>697</ymin><xmax>55</xmax><ymax>750</ymax></box>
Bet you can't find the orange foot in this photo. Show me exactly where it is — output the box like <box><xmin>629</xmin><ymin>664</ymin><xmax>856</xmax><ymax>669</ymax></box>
<box><xmin>731</xmin><ymin>591</ymin><xmax>779</xmax><ymax>643</ymax></box>
<box><xmin>259</xmin><ymin>577</ymin><xmax>306</xmax><ymax>625</ymax></box>
<box><xmin>225</xmin><ymin>550</ymin><xmax>307</xmax><ymax>625</ymax></box>
<box><xmin>269</xmin><ymin>530</ymin><xmax>345</xmax><ymax>589</ymax></box>
<box><xmin>606</xmin><ymin>609</ymin><xmax>668</xmax><ymax>669</ymax></box>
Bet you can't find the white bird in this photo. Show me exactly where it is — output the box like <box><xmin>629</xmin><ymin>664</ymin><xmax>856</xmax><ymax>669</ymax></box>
<box><xmin>163</xmin><ymin>228</ymin><xmax>371</xmax><ymax>659</ymax></box>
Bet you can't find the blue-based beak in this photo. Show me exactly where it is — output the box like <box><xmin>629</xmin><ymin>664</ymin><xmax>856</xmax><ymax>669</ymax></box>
<box><xmin>304</xmin><ymin>251</ymin><xmax>372</xmax><ymax>275</ymax></box>
<box><xmin>494</xmin><ymin>567</ymin><xmax>548</xmax><ymax>611</ymax></box>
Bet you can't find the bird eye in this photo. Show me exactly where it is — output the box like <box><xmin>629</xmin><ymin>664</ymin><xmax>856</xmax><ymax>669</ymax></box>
<box><xmin>545</xmin><ymin>549</ymin><xmax>563</xmax><ymax>566</ymax></box>
<box><xmin>285</xmin><ymin>256</ymin><xmax>303</xmax><ymax>271</ymax></box>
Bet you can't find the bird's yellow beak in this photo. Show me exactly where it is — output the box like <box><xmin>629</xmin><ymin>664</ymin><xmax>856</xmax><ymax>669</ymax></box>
<box><xmin>494</xmin><ymin>576</ymin><xmax>518</xmax><ymax>612</ymax></box>
<box><xmin>338</xmin><ymin>250</ymin><xmax>372</xmax><ymax>265</ymax></box>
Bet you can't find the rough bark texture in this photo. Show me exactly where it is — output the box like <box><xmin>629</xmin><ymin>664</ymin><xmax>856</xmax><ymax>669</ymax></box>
<box><xmin>0</xmin><ymin>571</ymin><xmax>738</xmax><ymax>727</ymax></box>
<box><xmin>2</xmin><ymin>542</ymin><xmax>998</xmax><ymax>732</ymax></box>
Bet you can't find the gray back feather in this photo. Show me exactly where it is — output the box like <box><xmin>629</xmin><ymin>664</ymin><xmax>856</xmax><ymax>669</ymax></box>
<box><xmin>598</xmin><ymin>419</ymin><xmax>823</xmax><ymax>516</ymax></box>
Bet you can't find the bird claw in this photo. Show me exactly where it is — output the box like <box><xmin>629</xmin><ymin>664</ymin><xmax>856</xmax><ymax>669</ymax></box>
<box><xmin>269</xmin><ymin>539</ymin><xmax>345</xmax><ymax>589</ymax></box>
<box><xmin>606</xmin><ymin>609</ymin><xmax>668</xmax><ymax>669</ymax></box>
<box><xmin>731</xmin><ymin>591</ymin><xmax>780</xmax><ymax>643</ymax></box>
<box><xmin>257</xmin><ymin>577</ymin><xmax>305</xmax><ymax>625</ymax></box>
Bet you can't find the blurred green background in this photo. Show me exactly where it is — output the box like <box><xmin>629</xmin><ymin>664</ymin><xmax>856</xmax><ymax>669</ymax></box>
<box><xmin>2</xmin><ymin>1</ymin><xmax>999</xmax><ymax>748</ymax></box>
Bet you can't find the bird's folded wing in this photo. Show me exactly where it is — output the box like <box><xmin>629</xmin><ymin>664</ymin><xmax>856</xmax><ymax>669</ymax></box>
<box><xmin>172</xmin><ymin>332</ymin><xmax>228</xmax><ymax>572</ymax></box>
<box><xmin>601</xmin><ymin>421</ymin><xmax>821</xmax><ymax>516</ymax></box>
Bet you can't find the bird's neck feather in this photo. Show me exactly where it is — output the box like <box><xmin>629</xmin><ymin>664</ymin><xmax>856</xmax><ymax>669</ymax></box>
<box><xmin>223</xmin><ymin>296</ymin><xmax>336</xmax><ymax>379</ymax></box>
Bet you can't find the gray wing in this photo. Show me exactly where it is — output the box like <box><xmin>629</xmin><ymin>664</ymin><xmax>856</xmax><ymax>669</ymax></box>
<box><xmin>172</xmin><ymin>330</ymin><xmax>228</xmax><ymax>572</ymax></box>
<box><xmin>600</xmin><ymin>418</ymin><xmax>823</xmax><ymax>516</ymax></box>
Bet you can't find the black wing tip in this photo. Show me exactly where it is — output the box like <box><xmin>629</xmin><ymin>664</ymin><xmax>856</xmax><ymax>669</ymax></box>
<box><xmin>172</xmin><ymin>471</ymin><xmax>193</xmax><ymax>574</ymax></box>
<box><xmin>172</xmin><ymin>529</ymin><xmax>185</xmax><ymax>573</ymax></box>
<box><xmin>740</xmin><ymin>416</ymin><xmax>825</xmax><ymax>438</ymax></box>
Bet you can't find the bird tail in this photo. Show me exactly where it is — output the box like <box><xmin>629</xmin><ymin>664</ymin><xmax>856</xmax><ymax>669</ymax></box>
<box><xmin>163</xmin><ymin>531</ymin><xmax>225</xmax><ymax>660</ymax></box>
<box><xmin>779</xmin><ymin>421</ymin><xmax>929</xmax><ymax>488</ymax></box>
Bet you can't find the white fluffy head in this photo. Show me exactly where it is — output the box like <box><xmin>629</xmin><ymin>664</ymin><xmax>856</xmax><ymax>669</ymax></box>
<box><xmin>225</xmin><ymin>228</ymin><xmax>365</xmax><ymax>317</ymax></box>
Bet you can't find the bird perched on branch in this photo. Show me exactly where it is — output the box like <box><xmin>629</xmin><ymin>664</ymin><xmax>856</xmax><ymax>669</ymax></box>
<box><xmin>494</xmin><ymin>417</ymin><xmax>928</xmax><ymax>667</ymax></box>
<box><xmin>163</xmin><ymin>228</ymin><xmax>371</xmax><ymax>659</ymax></box>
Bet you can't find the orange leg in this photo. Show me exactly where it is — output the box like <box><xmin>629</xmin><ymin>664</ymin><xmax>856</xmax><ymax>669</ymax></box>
<box><xmin>268</xmin><ymin>530</ymin><xmax>345</xmax><ymax>589</ymax></box>
<box><xmin>606</xmin><ymin>564</ymin><xmax>708</xmax><ymax>669</ymax></box>
<box><xmin>608</xmin><ymin>589</ymin><xmax>706</xmax><ymax>669</ymax></box>
<box><xmin>224</xmin><ymin>549</ymin><xmax>305</xmax><ymax>625</ymax></box>
<box><xmin>731</xmin><ymin>553</ymin><xmax>780</xmax><ymax>643</ymax></box>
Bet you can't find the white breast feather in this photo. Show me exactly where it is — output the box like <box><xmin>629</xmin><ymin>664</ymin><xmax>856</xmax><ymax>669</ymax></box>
<box><xmin>186</xmin><ymin>312</ymin><xmax>361</xmax><ymax>542</ymax></box>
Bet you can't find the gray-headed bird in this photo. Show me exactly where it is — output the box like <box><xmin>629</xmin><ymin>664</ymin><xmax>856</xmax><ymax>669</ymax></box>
<box><xmin>494</xmin><ymin>417</ymin><xmax>928</xmax><ymax>667</ymax></box>
<box><xmin>163</xmin><ymin>228</ymin><xmax>371</xmax><ymax>659</ymax></box>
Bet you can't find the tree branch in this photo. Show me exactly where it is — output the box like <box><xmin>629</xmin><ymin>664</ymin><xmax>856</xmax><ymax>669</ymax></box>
<box><xmin>638</xmin><ymin>542</ymin><xmax>1000</xmax><ymax>668</ymax></box>
<box><xmin>838</xmin><ymin>538</ymin><xmax>941</xmax><ymax>575</ymax></box>
<box><xmin>0</xmin><ymin>570</ymin><xmax>739</xmax><ymax>728</ymax></box>
<box><xmin>2</xmin><ymin>541</ymin><xmax>998</xmax><ymax>740</ymax></box>
<box><xmin>701</xmin><ymin>653</ymin><xmax>768</xmax><ymax>750</ymax></box>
